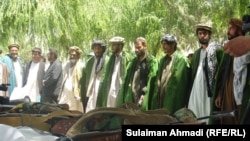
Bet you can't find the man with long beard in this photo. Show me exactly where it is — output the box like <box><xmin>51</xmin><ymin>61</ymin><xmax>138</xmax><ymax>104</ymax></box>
<box><xmin>41</xmin><ymin>48</ymin><xmax>63</xmax><ymax>104</ymax></box>
<box><xmin>96</xmin><ymin>36</ymin><xmax>133</xmax><ymax>108</ymax></box>
<box><xmin>187</xmin><ymin>22</ymin><xmax>223</xmax><ymax>124</ymax></box>
<box><xmin>213</xmin><ymin>18</ymin><xmax>247</xmax><ymax>124</ymax></box>
<box><xmin>58</xmin><ymin>46</ymin><xmax>84</xmax><ymax>113</ymax></box>
<box><xmin>117</xmin><ymin>37</ymin><xmax>158</xmax><ymax>110</ymax></box>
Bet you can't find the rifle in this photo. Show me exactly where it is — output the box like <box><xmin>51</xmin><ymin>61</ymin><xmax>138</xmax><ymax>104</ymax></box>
<box><xmin>167</xmin><ymin>110</ymin><xmax>237</xmax><ymax>125</ymax></box>
<box><xmin>197</xmin><ymin>110</ymin><xmax>237</xmax><ymax>121</ymax></box>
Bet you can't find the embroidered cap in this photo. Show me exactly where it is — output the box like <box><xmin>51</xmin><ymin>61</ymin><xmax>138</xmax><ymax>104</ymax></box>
<box><xmin>8</xmin><ymin>44</ymin><xmax>20</xmax><ymax>50</ymax></box>
<box><xmin>109</xmin><ymin>36</ymin><xmax>125</xmax><ymax>43</ymax></box>
<box><xmin>196</xmin><ymin>23</ymin><xmax>212</xmax><ymax>32</ymax></box>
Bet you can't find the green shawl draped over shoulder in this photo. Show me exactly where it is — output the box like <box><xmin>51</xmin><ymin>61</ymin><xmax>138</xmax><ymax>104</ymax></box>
<box><xmin>96</xmin><ymin>52</ymin><xmax>133</xmax><ymax>108</ymax></box>
<box><xmin>186</xmin><ymin>47</ymin><xmax>224</xmax><ymax>105</ymax></box>
<box><xmin>151</xmin><ymin>50</ymin><xmax>191</xmax><ymax>114</ymax></box>
<box><xmin>117</xmin><ymin>54</ymin><xmax>158</xmax><ymax>111</ymax></box>
<box><xmin>80</xmin><ymin>54</ymin><xmax>110</xmax><ymax>110</ymax></box>
<box><xmin>210</xmin><ymin>51</ymin><xmax>250</xmax><ymax>124</ymax></box>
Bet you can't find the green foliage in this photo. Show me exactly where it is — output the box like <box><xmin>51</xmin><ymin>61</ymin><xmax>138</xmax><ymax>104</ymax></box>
<box><xmin>0</xmin><ymin>0</ymin><xmax>249</xmax><ymax>61</ymax></box>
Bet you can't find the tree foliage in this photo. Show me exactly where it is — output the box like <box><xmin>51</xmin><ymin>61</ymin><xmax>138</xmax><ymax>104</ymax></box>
<box><xmin>0</xmin><ymin>0</ymin><xmax>249</xmax><ymax>62</ymax></box>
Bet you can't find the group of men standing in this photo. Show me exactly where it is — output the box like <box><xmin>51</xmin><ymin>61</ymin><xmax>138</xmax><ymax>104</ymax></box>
<box><xmin>0</xmin><ymin>17</ymin><xmax>249</xmax><ymax>125</ymax></box>
<box><xmin>0</xmin><ymin>46</ymin><xmax>63</xmax><ymax>104</ymax></box>
<box><xmin>188</xmin><ymin>18</ymin><xmax>250</xmax><ymax>125</ymax></box>
<box><xmin>80</xmin><ymin>17</ymin><xmax>250</xmax><ymax>125</ymax></box>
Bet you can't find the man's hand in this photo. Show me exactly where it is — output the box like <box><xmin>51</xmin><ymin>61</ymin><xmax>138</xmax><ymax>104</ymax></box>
<box><xmin>42</xmin><ymin>80</ymin><xmax>45</xmax><ymax>86</ymax></box>
<box><xmin>223</xmin><ymin>36</ymin><xmax>250</xmax><ymax>57</ymax></box>
<box><xmin>138</xmin><ymin>95</ymin><xmax>144</xmax><ymax>106</ymax></box>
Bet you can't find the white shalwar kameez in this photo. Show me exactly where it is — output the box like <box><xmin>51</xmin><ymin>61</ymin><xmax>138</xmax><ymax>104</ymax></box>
<box><xmin>188</xmin><ymin>49</ymin><xmax>211</xmax><ymax>124</ymax></box>
<box><xmin>58</xmin><ymin>67</ymin><xmax>83</xmax><ymax>112</ymax></box>
<box><xmin>107</xmin><ymin>55</ymin><xmax>121</xmax><ymax>107</ymax></box>
<box><xmin>85</xmin><ymin>57</ymin><xmax>103</xmax><ymax>113</ymax></box>
<box><xmin>22</xmin><ymin>62</ymin><xmax>40</xmax><ymax>102</ymax></box>
<box><xmin>13</xmin><ymin>61</ymin><xmax>23</xmax><ymax>88</ymax></box>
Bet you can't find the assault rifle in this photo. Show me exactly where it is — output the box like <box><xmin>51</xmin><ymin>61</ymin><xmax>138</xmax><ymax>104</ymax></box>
<box><xmin>167</xmin><ymin>110</ymin><xmax>237</xmax><ymax>125</ymax></box>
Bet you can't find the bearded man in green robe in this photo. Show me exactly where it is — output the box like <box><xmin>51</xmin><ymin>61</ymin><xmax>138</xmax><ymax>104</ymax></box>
<box><xmin>117</xmin><ymin>37</ymin><xmax>158</xmax><ymax>110</ymax></box>
<box><xmin>211</xmin><ymin>18</ymin><xmax>250</xmax><ymax>125</ymax></box>
<box><xmin>96</xmin><ymin>36</ymin><xmax>133</xmax><ymax>108</ymax></box>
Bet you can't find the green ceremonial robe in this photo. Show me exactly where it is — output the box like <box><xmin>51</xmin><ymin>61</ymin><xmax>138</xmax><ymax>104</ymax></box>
<box><xmin>211</xmin><ymin>52</ymin><xmax>250</xmax><ymax>124</ymax></box>
<box><xmin>186</xmin><ymin>47</ymin><xmax>224</xmax><ymax>104</ymax></box>
<box><xmin>96</xmin><ymin>52</ymin><xmax>133</xmax><ymax>108</ymax></box>
<box><xmin>151</xmin><ymin>50</ymin><xmax>191</xmax><ymax>114</ymax></box>
<box><xmin>117</xmin><ymin>54</ymin><xmax>158</xmax><ymax>111</ymax></box>
<box><xmin>80</xmin><ymin>54</ymin><xmax>109</xmax><ymax>111</ymax></box>
<box><xmin>189</xmin><ymin>47</ymin><xmax>224</xmax><ymax>124</ymax></box>
<box><xmin>210</xmin><ymin>52</ymin><xmax>232</xmax><ymax>124</ymax></box>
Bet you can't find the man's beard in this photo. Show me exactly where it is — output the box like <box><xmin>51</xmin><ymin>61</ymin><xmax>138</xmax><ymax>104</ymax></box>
<box><xmin>112</xmin><ymin>48</ymin><xmax>120</xmax><ymax>54</ymax></box>
<box><xmin>70</xmin><ymin>59</ymin><xmax>78</xmax><ymax>65</ymax></box>
<box><xmin>11</xmin><ymin>54</ymin><xmax>18</xmax><ymax>61</ymax></box>
<box><xmin>198</xmin><ymin>38</ymin><xmax>209</xmax><ymax>45</ymax></box>
<box><xmin>136</xmin><ymin>51</ymin><xmax>146</xmax><ymax>58</ymax></box>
